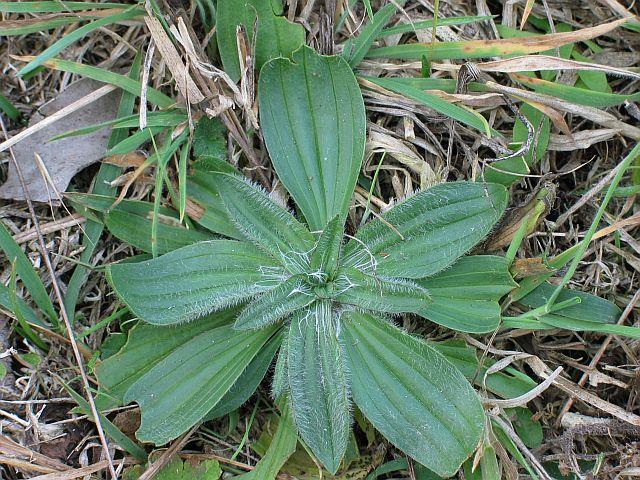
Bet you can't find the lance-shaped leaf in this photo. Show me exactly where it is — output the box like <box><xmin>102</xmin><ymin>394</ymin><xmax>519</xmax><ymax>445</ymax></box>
<box><xmin>259</xmin><ymin>46</ymin><xmax>367</xmax><ymax>231</ymax></box>
<box><xmin>287</xmin><ymin>301</ymin><xmax>350</xmax><ymax>474</ymax></box>
<box><xmin>234</xmin><ymin>276</ymin><xmax>314</xmax><ymax>330</ymax></box>
<box><xmin>209</xmin><ymin>172</ymin><xmax>315</xmax><ymax>261</ymax></box>
<box><xmin>107</xmin><ymin>240</ymin><xmax>283</xmax><ymax>325</ymax></box>
<box><xmin>343</xmin><ymin>182</ymin><xmax>508</xmax><ymax>279</ymax></box>
<box><xmin>124</xmin><ymin>322</ymin><xmax>278</xmax><ymax>445</ymax></box>
<box><xmin>95</xmin><ymin>308</ymin><xmax>238</xmax><ymax>409</ymax></box>
<box><xmin>343</xmin><ymin>311</ymin><xmax>484</xmax><ymax>477</ymax></box>
<box><xmin>416</xmin><ymin>256</ymin><xmax>517</xmax><ymax>333</ymax></box>
<box><xmin>310</xmin><ymin>215</ymin><xmax>344</xmax><ymax>279</ymax></box>
<box><xmin>335</xmin><ymin>268</ymin><xmax>432</xmax><ymax>314</ymax></box>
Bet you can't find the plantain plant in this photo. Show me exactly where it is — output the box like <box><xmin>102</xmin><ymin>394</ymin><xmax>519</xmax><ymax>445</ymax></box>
<box><xmin>93</xmin><ymin>46</ymin><xmax>514</xmax><ymax>476</ymax></box>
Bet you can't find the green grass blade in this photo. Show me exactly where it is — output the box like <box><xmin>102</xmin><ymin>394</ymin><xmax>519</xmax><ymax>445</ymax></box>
<box><xmin>15</xmin><ymin>56</ymin><xmax>174</xmax><ymax>108</ymax></box>
<box><xmin>367</xmin><ymin>18</ymin><xmax>628</xmax><ymax>60</ymax></box>
<box><xmin>64</xmin><ymin>52</ymin><xmax>141</xmax><ymax>318</ymax></box>
<box><xmin>0</xmin><ymin>223</ymin><xmax>58</xmax><ymax>325</ymax></box>
<box><xmin>379</xmin><ymin>15</ymin><xmax>495</xmax><ymax>37</ymax></box>
<box><xmin>366</xmin><ymin>76</ymin><xmax>496</xmax><ymax>135</ymax></box>
<box><xmin>0</xmin><ymin>94</ymin><xmax>21</xmax><ymax>122</ymax></box>
<box><xmin>0</xmin><ymin>2</ymin><xmax>129</xmax><ymax>13</ymax></box>
<box><xmin>18</xmin><ymin>8</ymin><xmax>143</xmax><ymax>77</ymax></box>
<box><xmin>342</xmin><ymin>3</ymin><xmax>397</xmax><ymax>68</ymax></box>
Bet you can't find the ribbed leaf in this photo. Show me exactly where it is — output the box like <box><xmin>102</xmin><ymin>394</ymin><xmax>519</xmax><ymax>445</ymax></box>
<box><xmin>310</xmin><ymin>215</ymin><xmax>344</xmax><ymax>279</ymax></box>
<box><xmin>209</xmin><ymin>172</ymin><xmax>315</xmax><ymax>262</ymax></box>
<box><xmin>107</xmin><ymin>240</ymin><xmax>283</xmax><ymax>325</ymax></box>
<box><xmin>124</xmin><ymin>322</ymin><xmax>278</xmax><ymax>445</ymax></box>
<box><xmin>95</xmin><ymin>308</ymin><xmax>238</xmax><ymax>409</ymax></box>
<box><xmin>335</xmin><ymin>268</ymin><xmax>431</xmax><ymax>314</ymax></box>
<box><xmin>343</xmin><ymin>182</ymin><xmax>508</xmax><ymax>279</ymax></box>
<box><xmin>417</xmin><ymin>256</ymin><xmax>517</xmax><ymax>333</ymax></box>
<box><xmin>205</xmin><ymin>333</ymin><xmax>281</xmax><ymax>420</ymax></box>
<box><xmin>343</xmin><ymin>311</ymin><xmax>484</xmax><ymax>477</ymax></box>
<box><xmin>287</xmin><ymin>302</ymin><xmax>350</xmax><ymax>474</ymax></box>
<box><xmin>216</xmin><ymin>0</ymin><xmax>304</xmax><ymax>82</ymax></box>
<box><xmin>234</xmin><ymin>276</ymin><xmax>314</xmax><ymax>330</ymax></box>
<box><xmin>259</xmin><ymin>46</ymin><xmax>367</xmax><ymax>231</ymax></box>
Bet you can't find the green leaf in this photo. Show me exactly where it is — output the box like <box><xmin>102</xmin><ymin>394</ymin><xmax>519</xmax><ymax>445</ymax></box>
<box><xmin>0</xmin><ymin>94</ymin><xmax>21</xmax><ymax>122</ymax></box>
<box><xmin>416</xmin><ymin>255</ymin><xmax>517</xmax><ymax>333</ymax></box>
<box><xmin>27</xmin><ymin>57</ymin><xmax>174</xmax><ymax>108</ymax></box>
<box><xmin>335</xmin><ymin>268</ymin><xmax>432</xmax><ymax>314</ymax></box>
<box><xmin>205</xmin><ymin>333</ymin><xmax>281</xmax><ymax>420</ymax></box>
<box><xmin>186</xmin><ymin>169</ymin><xmax>245</xmax><ymax>239</ymax></box>
<box><xmin>378</xmin><ymin>15</ymin><xmax>495</xmax><ymax>37</ymax></box>
<box><xmin>124</xmin><ymin>322</ymin><xmax>278</xmax><ymax>445</ymax></box>
<box><xmin>95</xmin><ymin>308</ymin><xmax>237</xmax><ymax>409</ymax></box>
<box><xmin>0</xmin><ymin>222</ymin><xmax>58</xmax><ymax>324</ymax></box>
<box><xmin>365</xmin><ymin>77</ymin><xmax>496</xmax><ymax>135</ymax></box>
<box><xmin>18</xmin><ymin>8</ymin><xmax>143</xmax><ymax>77</ymax></box>
<box><xmin>259</xmin><ymin>46</ymin><xmax>367</xmax><ymax>231</ymax></box>
<box><xmin>234</xmin><ymin>276</ymin><xmax>314</xmax><ymax>330</ymax></box>
<box><xmin>0</xmin><ymin>283</ymin><xmax>44</xmax><ymax>327</ymax></box>
<box><xmin>209</xmin><ymin>172</ymin><xmax>315</xmax><ymax>261</ymax></box>
<box><xmin>236</xmin><ymin>398</ymin><xmax>297</xmax><ymax>480</ymax></box>
<box><xmin>519</xmin><ymin>282</ymin><xmax>621</xmax><ymax>324</ymax></box>
<box><xmin>216</xmin><ymin>0</ymin><xmax>304</xmax><ymax>82</ymax></box>
<box><xmin>107</xmin><ymin>240</ymin><xmax>283</xmax><ymax>325</ymax></box>
<box><xmin>68</xmin><ymin>193</ymin><xmax>214</xmax><ymax>255</ymax></box>
<box><xmin>342</xmin><ymin>3</ymin><xmax>397</xmax><ymax>68</ymax></box>
<box><xmin>0</xmin><ymin>2</ymin><xmax>127</xmax><ymax>13</ymax></box>
<box><xmin>343</xmin><ymin>311</ymin><xmax>484</xmax><ymax>477</ymax></box>
<box><xmin>343</xmin><ymin>182</ymin><xmax>508</xmax><ymax>279</ymax></box>
<box><xmin>309</xmin><ymin>215</ymin><xmax>344</xmax><ymax>279</ymax></box>
<box><xmin>287</xmin><ymin>302</ymin><xmax>350</xmax><ymax>474</ymax></box>
<box><xmin>126</xmin><ymin>458</ymin><xmax>222</xmax><ymax>480</ymax></box>
<box><xmin>192</xmin><ymin>116</ymin><xmax>227</xmax><ymax>162</ymax></box>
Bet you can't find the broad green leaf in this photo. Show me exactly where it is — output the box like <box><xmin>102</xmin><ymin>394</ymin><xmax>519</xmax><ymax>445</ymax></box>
<box><xmin>416</xmin><ymin>255</ymin><xmax>517</xmax><ymax>333</ymax></box>
<box><xmin>237</xmin><ymin>398</ymin><xmax>297</xmax><ymax>480</ymax></box>
<box><xmin>205</xmin><ymin>333</ymin><xmax>281</xmax><ymax>420</ymax></box>
<box><xmin>18</xmin><ymin>8</ymin><xmax>143</xmax><ymax>76</ymax></box>
<box><xmin>209</xmin><ymin>172</ymin><xmax>315</xmax><ymax>261</ymax></box>
<box><xmin>68</xmin><ymin>193</ymin><xmax>214</xmax><ymax>255</ymax></box>
<box><xmin>287</xmin><ymin>302</ymin><xmax>350</xmax><ymax>474</ymax></box>
<box><xmin>0</xmin><ymin>223</ymin><xmax>57</xmax><ymax>324</ymax></box>
<box><xmin>95</xmin><ymin>308</ymin><xmax>237</xmax><ymax>409</ymax></box>
<box><xmin>343</xmin><ymin>311</ymin><xmax>484</xmax><ymax>477</ymax></box>
<box><xmin>234</xmin><ymin>276</ymin><xmax>314</xmax><ymax>330</ymax></box>
<box><xmin>127</xmin><ymin>458</ymin><xmax>222</xmax><ymax>480</ymax></box>
<box><xmin>336</xmin><ymin>268</ymin><xmax>432</xmax><ymax>314</ymax></box>
<box><xmin>366</xmin><ymin>77</ymin><xmax>496</xmax><ymax>135</ymax></box>
<box><xmin>343</xmin><ymin>182</ymin><xmax>508</xmax><ymax>279</ymax></box>
<box><xmin>310</xmin><ymin>215</ymin><xmax>344</xmax><ymax>279</ymax></box>
<box><xmin>124</xmin><ymin>322</ymin><xmax>278</xmax><ymax>445</ymax></box>
<box><xmin>186</xmin><ymin>169</ymin><xmax>244</xmax><ymax>240</ymax></box>
<box><xmin>259</xmin><ymin>46</ymin><xmax>367</xmax><ymax>231</ymax></box>
<box><xmin>107</xmin><ymin>240</ymin><xmax>283</xmax><ymax>325</ymax></box>
<box><xmin>342</xmin><ymin>3</ymin><xmax>397</xmax><ymax>68</ymax></box>
<box><xmin>366</xmin><ymin>18</ymin><xmax>628</xmax><ymax>60</ymax></box>
<box><xmin>216</xmin><ymin>0</ymin><xmax>304</xmax><ymax>82</ymax></box>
